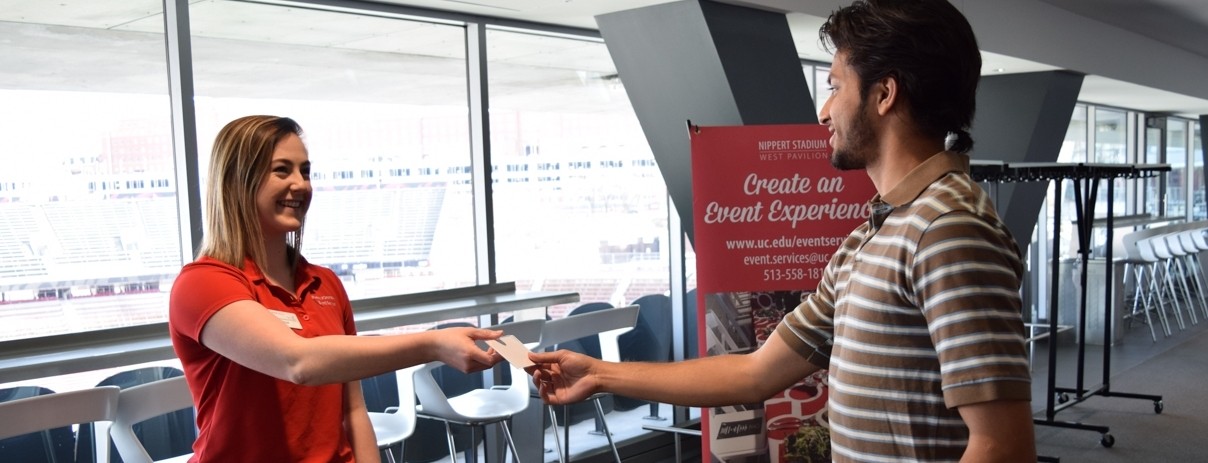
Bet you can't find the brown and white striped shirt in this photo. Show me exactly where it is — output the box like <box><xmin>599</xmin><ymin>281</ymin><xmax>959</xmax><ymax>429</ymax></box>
<box><xmin>776</xmin><ymin>151</ymin><xmax>1031</xmax><ymax>462</ymax></box>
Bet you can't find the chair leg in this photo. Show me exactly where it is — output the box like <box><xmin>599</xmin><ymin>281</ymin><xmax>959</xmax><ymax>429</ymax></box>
<box><xmin>499</xmin><ymin>419</ymin><xmax>522</xmax><ymax>463</ymax></box>
<box><xmin>644</xmin><ymin>402</ymin><xmax>665</xmax><ymax>421</ymax></box>
<box><xmin>1185</xmin><ymin>254</ymin><xmax>1208</xmax><ymax>318</ymax></box>
<box><xmin>1129</xmin><ymin>264</ymin><xmax>1157</xmax><ymax>342</ymax></box>
<box><xmin>1171</xmin><ymin>258</ymin><xmax>1199</xmax><ymax>325</ymax></box>
<box><xmin>442</xmin><ymin>421</ymin><xmax>459</xmax><ymax>463</ymax></box>
<box><xmin>1158</xmin><ymin>262</ymin><xmax>1187</xmax><ymax>330</ymax></box>
<box><xmin>546</xmin><ymin>405</ymin><xmax>566</xmax><ymax>463</ymax></box>
<box><xmin>592</xmin><ymin>397</ymin><xmax>622</xmax><ymax>463</ymax></box>
<box><xmin>563</xmin><ymin>404</ymin><xmax>570</xmax><ymax>460</ymax></box>
<box><xmin>468</xmin><ymin>425</ymin><xmax>478</xmax><ymax>463</ymax></box>
<box><xmin>1145</xmin><ymin>264</ymin><xmax>1174</xmax><ymax>338</ymax></box>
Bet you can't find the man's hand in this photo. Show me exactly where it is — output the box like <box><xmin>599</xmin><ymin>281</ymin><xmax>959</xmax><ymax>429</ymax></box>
<box><xmin>527</xmin><ymin>350</ymin><xmax>602</xmax><ymax>405</ymax></box>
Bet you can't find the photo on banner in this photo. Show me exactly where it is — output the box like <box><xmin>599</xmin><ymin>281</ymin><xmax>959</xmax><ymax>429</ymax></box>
<box><xmin>690</xmin><ymin>123</ymin><xmax>875</xmax><ymax>463</ymax></box>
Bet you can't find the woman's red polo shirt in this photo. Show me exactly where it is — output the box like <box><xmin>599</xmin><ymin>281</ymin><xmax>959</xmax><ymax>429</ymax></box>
<box><xmin>169</xmin><ymin>256</ymin><xmax>357</xmax><ymax>463</ymax></box>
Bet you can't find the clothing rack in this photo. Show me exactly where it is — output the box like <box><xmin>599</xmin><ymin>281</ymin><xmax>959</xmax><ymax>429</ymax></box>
<box><xmin>970</xmin><ymin>161</ymin><xmax>1170</xmax><ymax>448</ymax></box>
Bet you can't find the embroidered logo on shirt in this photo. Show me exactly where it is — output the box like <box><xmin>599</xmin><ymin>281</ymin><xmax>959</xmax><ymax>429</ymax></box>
<box><xmin>313</xmin><ymin>295</ymin><xmax>338</xmax><ymax>307</ymax></box>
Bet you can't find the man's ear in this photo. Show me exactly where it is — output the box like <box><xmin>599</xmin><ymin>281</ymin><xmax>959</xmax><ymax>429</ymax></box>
<box><xmin>872</xmin><ymin>75</ymin><xmax>899</xmax><ymax>116</ymax></box>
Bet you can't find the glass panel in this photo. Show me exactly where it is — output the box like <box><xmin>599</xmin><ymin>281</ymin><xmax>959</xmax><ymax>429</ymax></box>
<box><xmin>1166</xmin><ymin>119</ymin><xmax>1188</xmax><ymax>218</ymax></box>
<box><xmin>1193</xmin><ymin>123</ymin><xmax>1205</xmax><ymax>220</ymax></box>
<box><xmin>1091</xmin><ymin>108</ymin><xmax>1127</xmax><ymax>253</ymax></box>
<box><xmin>1046</xmin><ymin>105</ymin><xmax>1087</xmax><ymax>258</ymax></box>
<box><xmin>1062</xmin><ymin>105</ymin><xmax>1089</xmax><ymax>162</ymax></box>
<box><xmin>0</xmin><ymin>1</ymin><xmax>178</xmax><ymax>341</ymax></box>
<box><xmin>1093</xmin><ymin>108</ymin><xmax>1126</xmax><ymax>163</ymax></box>
<box><xmin>189</xmin><ymin>1</ymin><xmax>474</xmax><ymax>298</ymax></box>
<box><xmin>486</xmin><ymin>29</ymin><xmax>669</xmax><ymax>319</ymax></box>
<box><xmin>1144</xmin><ymin>126</ymin><xmax>1163</xmax><ymax>216</ymax></box>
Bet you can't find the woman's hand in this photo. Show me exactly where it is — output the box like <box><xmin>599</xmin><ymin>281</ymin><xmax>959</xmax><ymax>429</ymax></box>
<box><xmin>430</xmin><ymin>327</ymin><xmax>503</xmax><ymax>373</ymax></box>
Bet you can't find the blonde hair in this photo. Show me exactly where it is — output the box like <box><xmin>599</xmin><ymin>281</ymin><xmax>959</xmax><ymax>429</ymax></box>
<box><xmin>198</xmin><ymin>115</ymin><xmax>305</xmax><ymax>272</ymax></box>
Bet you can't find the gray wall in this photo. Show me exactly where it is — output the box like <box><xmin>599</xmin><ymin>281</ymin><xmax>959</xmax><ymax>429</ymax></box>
<box><xmin>735</xmin><ymin>0</ymin><xmax>1208</xmax><ymax>105</ymax></box>
<box><xmin>597</xmin><ymin>0</ymin><xmax>816</xmax><ymax>245</ymax></box>
<box><xmin>971</xmin><ymin>71</ymin><xmax>1085</xmax><ymax>252</ymax></box>
<box><xmin>1202</xmin><ymin>115</ymin><xmax>1207</xmax><ymax>186</ymax></box>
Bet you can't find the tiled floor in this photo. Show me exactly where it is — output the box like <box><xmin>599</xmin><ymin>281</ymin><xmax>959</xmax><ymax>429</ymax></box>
<box><xmin>420</xmin><ymin>403</ymin><xmax>680</xmax><ymax>463</ymax></box>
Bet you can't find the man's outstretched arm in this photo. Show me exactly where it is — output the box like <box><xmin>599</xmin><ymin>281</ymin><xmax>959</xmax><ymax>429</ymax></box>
<box><xmin>958</xmin><ymin>399</ymin><xmax>1036</xmax><ymax>462</ymax></box>
<box><xmin>528</xmin><ymin>331</ymin><xmax>820</xmax><ymax>407</ymax></box>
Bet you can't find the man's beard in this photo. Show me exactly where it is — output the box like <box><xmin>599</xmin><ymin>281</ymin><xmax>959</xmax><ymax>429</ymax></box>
<box><xmin>830</xmin><ymin>99</ymin><xmax>878</xmax><ymax>171</ymax></box>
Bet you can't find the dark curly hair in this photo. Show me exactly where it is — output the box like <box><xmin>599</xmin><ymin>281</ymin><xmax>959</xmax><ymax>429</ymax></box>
<box><xmin>820</xmin><ymin>0</ymin><xmax>981</xmax><ymax>153</ymax></box>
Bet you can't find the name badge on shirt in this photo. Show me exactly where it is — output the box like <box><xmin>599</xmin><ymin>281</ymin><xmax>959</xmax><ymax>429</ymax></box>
<box><xmin>268</xmin><ymin>310</ymin><xmax>303</xmax><ymax>330</ymax></box>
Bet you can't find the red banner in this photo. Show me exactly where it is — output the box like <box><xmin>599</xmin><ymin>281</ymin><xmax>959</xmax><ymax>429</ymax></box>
<box><xmin>691</xmin><ymin>123</ymin><xmax>875</xmax><ymax>462</ymax></box>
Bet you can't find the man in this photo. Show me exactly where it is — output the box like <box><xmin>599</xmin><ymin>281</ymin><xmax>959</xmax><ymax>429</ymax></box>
<box><xmin>528</xmin><ymin>0</ymin><xmax>1036</xmax><ymax>461</ymax></box>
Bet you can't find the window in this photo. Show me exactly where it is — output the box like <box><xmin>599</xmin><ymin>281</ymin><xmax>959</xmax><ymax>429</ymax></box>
<box><xmin>189</xmin><ymin>1</ymin><xmax>476</xmax><ymax>297</ymax></box>
<box><xmin>0</xmin><ymin>1</ymin><xmax>179</xmax><ymax>341</ymax></box>
<box><xmin>1089</xmin><ymin>108</ymin><xmax>1131</xmax><ymax>255</ymax></box>
<box><xmin>1166</xmin><ymin>119</ymin><xmax>1188</xmax><ymax>218</ymax></box>
<box><xmin>486</xmin><ymin>29</ymin><xmax>669</xmax><ymax>317</ymax></box>
<box><xmin>1194</xmin><ymin>123</ymin><xmax>1205</xmax><ymax>220</ymax></box>
<box><xmin>1046</xmin><ymin>105</ymin><xmax>1088</xmax><ymax>258</ymax></box>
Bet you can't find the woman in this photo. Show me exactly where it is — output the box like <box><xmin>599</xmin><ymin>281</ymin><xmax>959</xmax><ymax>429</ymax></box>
<box><xmin>169</xmin><ymin>115</ymin><xmax>502</xmax><ymax>462</ymax></box>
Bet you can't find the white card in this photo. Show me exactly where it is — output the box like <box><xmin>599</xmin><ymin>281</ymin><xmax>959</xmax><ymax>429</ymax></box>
<box><xmin>485</xmin><ymin>335</ymin><xmax>534</xmax><ymax>368</ymax></box>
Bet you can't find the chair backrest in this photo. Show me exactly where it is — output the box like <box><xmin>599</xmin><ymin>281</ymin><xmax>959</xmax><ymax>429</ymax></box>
<box><xmin>110</xmin><ymin>376</ymin><xmax>194</xmax><ymax>463</ymax></box>
<box><xmin>1165</xmin><ymin>233</ymin><xmax>1187</xmax><ymax>255</ymax></box>
<box><xmin>1137</xmin><ymin>236</ymin><xmax>1160</xmax><ymax>262</ymax></box>
<box><xmin>537</xmin><ymin>305</ymin><xmax>639</xmax><ymax>360</ymax></box>
<box><xmin>1150</xmin><ymin>234</ymin><xmax>1174</xmax><ymax>259</ymax></box>
<box><xmin>618</xmin><ymin>294</ymin><xmax>673</xmax><ymax>364</ymax></box>
<box><xmin>557</xmin><ymin>302</ymin><xmax>615</xmax><ymax>358</ymax></box>
<box><xmin>79</xmin><ymin>367</ymin><xmax>193</xmax><ymax>463</ymax></box>
<box><xmin>1196</xmin><ymin>228</ymin><xmax>1208</xmax><ymax>250</ymax></box>
<box><xmin>0</xmin><ymin>386</ymin><xmax>119</xmax><ymax>440</ymax></box>
<box><xmin>615</xmin><ymin>294</ymin><xmax>673</xmax><ymax>411</ymax></box>
<box><xmin>361</xmin><ymin>367</ymin><xmax>402</xmax><ymax>413</ymax></box>
<box><xmin>0</xmin><ymin>386</ymin><xmax>119</xmax><ymax>463</ymax></box>
<box><xmin>1178</xmin><ymin>230</ymin><xmax>1201</xmax><ymax>253</ymax></box>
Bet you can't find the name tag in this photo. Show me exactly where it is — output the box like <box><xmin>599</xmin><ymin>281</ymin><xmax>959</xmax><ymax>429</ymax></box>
<box><xmin>268</xmin><ymin>310</ymin><xmax>303</xmax><ymax>330</ymax></box>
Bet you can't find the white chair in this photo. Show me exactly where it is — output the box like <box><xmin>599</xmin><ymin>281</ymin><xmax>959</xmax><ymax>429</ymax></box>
<box><xmin>1120</xmin><ymin>233</ymin><xmax>1160</xmax><ymax>341</ymax></box>
<box><xmin>369</xmin><ymin>366</ymin><xmax>418</xmax><ymax>463</ymax></box>
<box><xmin>1135</xmin><ymin>236</ymin><xmax>1183</xmax><ymax>336</ymax></box>
<box><xmin>1144</xmin><ymin>235</ymin><xmax>1190</xmax><ymax>331</ymax></box>
<box><xmin>1162</xmin><ymin>232</ymin><xmax>1199</xmax><ymax>324</ymax></box>
<box><xmin>414</xmin><ymin>318</ymin><xmax>545</xmax><ymax>463</ymax></box>
<box><xmin>0</xmin><ymin>386</ymin><xmax>119</xmax><ymax>440</ymax></box>
<box><xmin>534</xmin><ymin>304</ymin><xmax>640</xmax><ymax>463</ymax></box>
<box><xmin>110</xmin><ymin>376</ymin><xmax>195</xmax><ymax>463</ymax></box>
<box><xmin>1150</xmin><ymin>232</ymin><xmax>1198</xmax><ymax>326</ymax></box>
<box><xmin>1175</xmin><ymin>230</ymin><xmax>1208</xmax><ymax>319</ymax></box>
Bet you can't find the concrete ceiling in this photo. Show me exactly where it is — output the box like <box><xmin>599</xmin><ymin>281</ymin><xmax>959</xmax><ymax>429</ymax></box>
<box><xmin>2</xmin><ymin>0</ymin><xmax>1207</xmax><ymax>118</ymax></box>
<box><xmin>370</xmin><ymin>0</ymin><xmax>1208</xmax><ymax>118</ymax></box>
<box><xmin>1040</xmin><ymin>0</ymin><xmax>1208</xmax><ymax>59</ymax></box>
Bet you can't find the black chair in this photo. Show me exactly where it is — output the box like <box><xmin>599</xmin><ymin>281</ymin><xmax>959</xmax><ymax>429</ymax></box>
<box><xmin>404</xmin><ymin>322</ymin><xmax>484</xmax><ymax>463</ymax></box>
<box><xmin>685</xmin><ymin>289</ymin><xmax>700</xmax><ymax>360</ymax></box>
<box><xmin>0</xmin><ymin>386</ymin><xmax>75</xmax><ymax>463</ymax></box>
<box><xmin>77</xmin><ymin>366</ymin><xmax>194</xmax><ymax>463</ymax></box>
<box><xmin>615</xmin><ymin>293</ymin><xmax>673</xmax><ymax>418</ymax></box>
